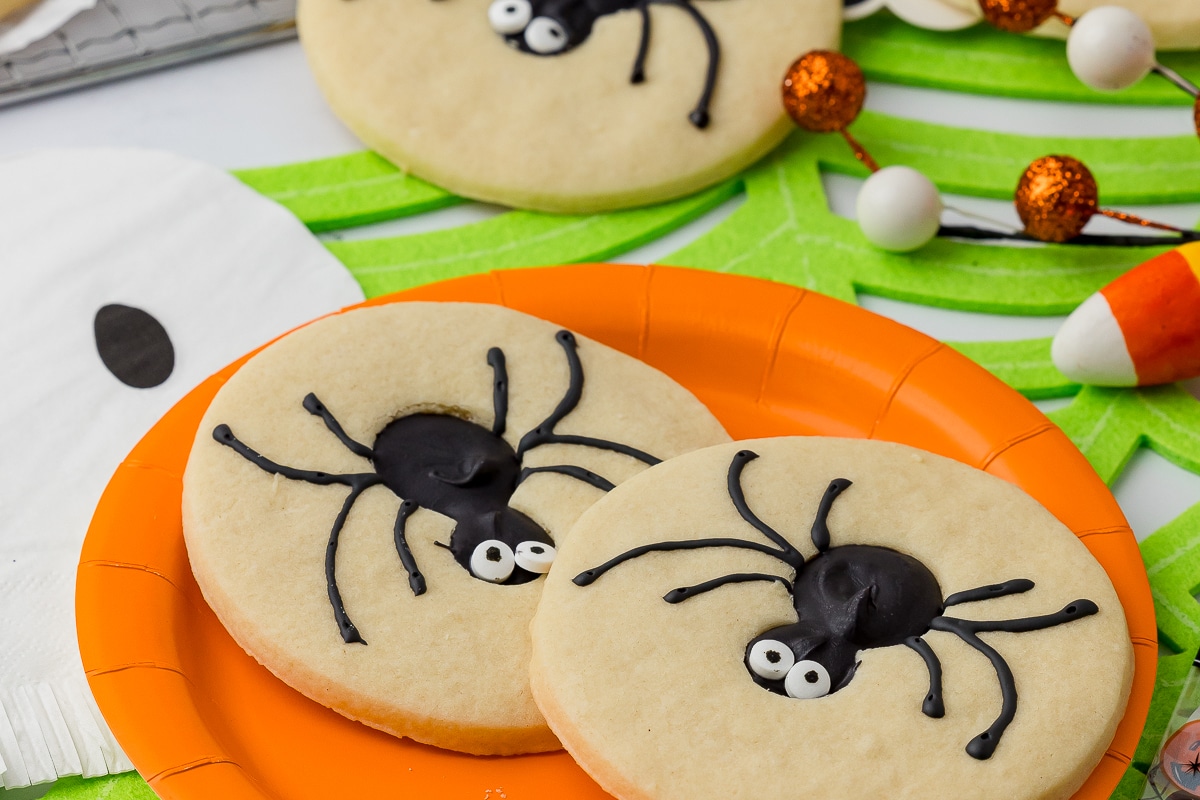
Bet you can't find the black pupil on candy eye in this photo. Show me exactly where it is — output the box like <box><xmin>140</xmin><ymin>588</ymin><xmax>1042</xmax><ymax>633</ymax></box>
<box><xmin>94</xmin><ymin>303</ymin><xmax>175</xmax><ymax>389</ymax></box>
<box><xmin>766</xmin><ymin>651</ymin><xmax>781</xmax><ymax>664</ymax></box>
<box><xmin>487</xmin><ymin>546</ymin><xmax>502</xmax><ymax>562</ymax></box>
<box><xmin>531</xmin><ymin>546</ymin><xmax>544</xmax><ymax>554</ymax></box>
<box><xmin>805</xmin><ymin>671</ymin><xmax>819</xmax><ymax>684</ymax></box>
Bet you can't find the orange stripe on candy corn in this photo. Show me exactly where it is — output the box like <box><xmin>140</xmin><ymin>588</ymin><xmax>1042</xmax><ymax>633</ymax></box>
<box><xmin>1102</xmin><ymin>242</ymin><xmax>1200</xmax><ymax>386</ymax></box>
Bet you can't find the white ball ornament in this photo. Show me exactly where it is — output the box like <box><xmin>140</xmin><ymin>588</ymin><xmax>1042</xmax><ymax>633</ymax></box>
<box><xmin>1067</xmin><ymin>6</ymin><xmax>1156</xmax><ymax>92</ymax></box>
<box><xmin>855</xmin><ymin>166</ymin><xmax>943</xmax><ymax>252</ymax></box>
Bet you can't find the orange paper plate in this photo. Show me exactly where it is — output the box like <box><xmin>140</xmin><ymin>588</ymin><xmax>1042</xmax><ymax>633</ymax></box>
<box><xmin>78</xmin><ymin>264</ymin><xmax>1155</xmax><ymax>800</ymax></box>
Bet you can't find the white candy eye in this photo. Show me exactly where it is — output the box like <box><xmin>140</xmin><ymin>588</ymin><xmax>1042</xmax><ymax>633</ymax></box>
<box><xmin>748</xmin><ymin>640</ymin><xmax>794</xmax><ymax>680</ymax></box>
<box><xmin>470</xmin><ymin>539</ymin><xmax>515</xmax><ymax>582</ymax></box>
<box><xmin>524</xmin><ymin>16</ymin><xmax>569</xmax><ymax>54</ymax></box>
<box><xmin>488</xmin><ymin>0</ymin><xmax>531</xmax><ymax>34</ymax></box>
<box><xmin>784</xmin><ymin>660</ymin><xmax>832</xmax><ymax>699</ymax></box>
<box><xmin>514</xmin><ymin>541</ymin><xmax>556</xmax><ymax>573</ymax></box>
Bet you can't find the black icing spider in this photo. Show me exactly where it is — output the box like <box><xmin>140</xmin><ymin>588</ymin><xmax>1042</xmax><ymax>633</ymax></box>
<box><xmin>214</xmin><ymin>329</ymin><xmax>660</xmax><ymax>645</ymax></box>
<box><xmin>574</xmin><ymin>449</ymin><xmax>1099</xmax><ymax>760</ymax></box>
<box><xmin>484</xmin><ymin>0</ymin><xmax>720</xmax><ymax>128</ymax></box>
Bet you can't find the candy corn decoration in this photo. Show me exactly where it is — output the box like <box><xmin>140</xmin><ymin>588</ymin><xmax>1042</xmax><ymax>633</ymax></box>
<box><xmin>1052</xmin><ymin>242</ymin><xmax>1200</xmax><ymax>386</ymax></box>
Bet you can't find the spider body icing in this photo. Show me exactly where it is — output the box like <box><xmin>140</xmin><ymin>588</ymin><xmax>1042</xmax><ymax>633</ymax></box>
<box><xmin>214</xmin><ymin>329</ymin><xmax>659</xmax><ymax>645</ymax></box>
<box><xmin>574</xmin><ymin>449</ymin><xmax>1099</xmax><ymax>760</ymax></box>
<box><xmin>484</xmin><ymin>0</ymin><xmax>720</xmax><ymax>128</ymax></box>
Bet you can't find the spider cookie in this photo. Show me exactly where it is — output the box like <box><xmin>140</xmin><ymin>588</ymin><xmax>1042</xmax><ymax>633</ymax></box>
<box><xmin>181</xmin><ymin>301</ymin><xmax>729</xmax><ymax>755</ymax></box>
<box><xmin>530</xmin><ymin>437</ymin><xmax>1133</xmax><ymax>800</ymax></box>
<box><xmin>296</xmin><ymin>0</ymin><xmax>840</xmax><ymax>212</ymax></box>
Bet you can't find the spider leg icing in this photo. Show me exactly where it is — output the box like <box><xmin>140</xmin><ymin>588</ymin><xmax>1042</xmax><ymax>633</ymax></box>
<box><xmin>327</xmin><ymin>484</ymin><xmax>374</xmax><ymax>644</ymax></box>
<box><xmin>904</xmin><ymin>636</ymin><xmax>945</xmax><ymax>718</ymax></box>
<box><xmin>518</xmin><ymin>465</ymin><xmax>615</xmax><ymax>492</ymax></box>
<box><xmin>647</xmin><ymin>0</ymin><xmax>719</xmax><ymax>129</ymax></box>
<box><xmin>212</xmin><ymin>424</ymin><xmax>381</xmax><ymax>489</ymax></box>
<box><xmin>575</xmin><ymin>450</ymin><xmax>803</xmax><ymax>587</ymax></box>
<box><xmin>929</xmin><ymin>599</ymin><xmax>1099</xmax><ymax>759</ymax></box>
<box><xmin>943</xmin><ymin>579</ymin><xmax>1035</xmax><ymax>607</ymax></box>
<box><xmin>302</xmin><ymin>393</ymin><xmax>374</xmax><ymax>459</ymax></box>
<box><xmin>516</xmin><ymin>330</ymin><xmax>661</xmax><ymax>466</ymax></box>
<box><xmin>213</xmin><ymin>424</ymin><xmax>383</xmax><ymax>643</ymax></box>
<box><xmin>487</xmin><ymin>347</ymin><xmax>508</xmax><ymax>437</ymax></box>
<box><xmin>574</xmin><ymin>538</ymin><xmax>788</xmax><ymax>586</ymax></box>
<box><xmin>630</xmin><ymin>0</ymin><xmax>650</xmax><ymax>84</ymax></box>
<box><xmin>393</xmin><ymin>499</ymin><xmax>426</xmax><ymax>596</ymax></box>
<box><xmin>727</xmin><ymin>450</ymin><xmax>805</xmax><ymax>562</ymax></box>
<box><xmin>809</xmin><ymin>478</ymin><xmax>852</xmax><ymax>552</ymax></box>
<box><xmin>664</xmin><ymin>573</ymin><xmax>792</xmax><ymax>603</ymax></box>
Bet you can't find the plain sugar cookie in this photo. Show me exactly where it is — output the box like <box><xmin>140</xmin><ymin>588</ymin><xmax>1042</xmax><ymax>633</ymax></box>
<box><xmin>297</xmin><ymin>0</ymin><xmax>841</xmax><ymax>212</ymax></box>
<box><xmin>182</xmin><ymin>301</ymin><xmax>730</xmax><ymax>755</ymax></box>
<box><xmin>531</xmin><ymin>437</ymin><xmax>1133</xmax><ymax>800</ymax></box>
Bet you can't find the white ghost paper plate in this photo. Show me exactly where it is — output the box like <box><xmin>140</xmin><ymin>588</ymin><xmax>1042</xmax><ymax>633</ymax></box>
<box><xmin>0</xmin><ymin>148</ymin><xmax>363</xmax><ymax>789</ymax></box>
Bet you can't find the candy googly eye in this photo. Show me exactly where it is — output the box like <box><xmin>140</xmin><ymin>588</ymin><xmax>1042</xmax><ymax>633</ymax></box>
<box><xmin>784</xmin><ymin>660</ymin><xmax>832</xmax><ymax>699</ymax></box>
<box><xmin>515</xmin><ymin>541</ymin><xmax>556</xmax><ymax>573</ymax></box>
<box><xmin>488</xmin><ymin>0</ymin><xmax>532</xmax><ymax>34</ymax></box>
<box><xmin>748</xmin><ymin>639</ymin><xmax>795</xmax><ymax>680</ymax></box>
<box><xmin>470</xmin><ymin>539</ymin><xmax>516</xmax><ymax>582</ymax></box>
<box><xmin>524</xmin><ymin>16</ymin><xmax>569</xmax><ymax>54</ymax></box>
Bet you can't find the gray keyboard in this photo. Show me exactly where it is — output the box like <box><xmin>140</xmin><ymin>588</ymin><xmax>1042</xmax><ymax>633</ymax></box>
<box><xmin>0</xmin><ymin>0</ymin><xmax>296</xmax><ymax>108</ymax></box>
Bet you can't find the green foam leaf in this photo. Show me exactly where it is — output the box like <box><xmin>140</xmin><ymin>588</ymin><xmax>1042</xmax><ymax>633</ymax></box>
<box><xmin>845</xmin><ymin>11</ymin><xmax>1200</xmax><ymax>106</ymax></box>
<box><xmin>234</xmin><ymin>152</ymin><xmax>460</xmax><ymax>232</ymax></box>
<box><xmin>331</xmin><ymin>180</ymin><xmax>739</xmax><ymax>298</ymax></box>
<box><xmin>40</xmin><ymin>774</ymin><xmax>156</xmax><ymax>800</ymax></box>
<box><xmin>947</xmin><ymin>338</ymin><xmax>1078</xmax><ymax>399</ymax></box>
<box><xmin>1141</xmin><ymin>502</ymin><xmax>1200</xmax><ymax>654</ymax></box>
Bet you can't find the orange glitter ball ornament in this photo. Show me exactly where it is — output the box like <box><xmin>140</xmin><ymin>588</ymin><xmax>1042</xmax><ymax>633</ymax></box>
<box><xmin>1015</xmin><ymin>155</ymin><xmax>1099</xmax><ymax>243</ymax></box>
<box><xmin>782</xmin><ymin>51</ymin><xmax>866</xmax><ymax>133</ymax></box>
<box><xmin>978</xmin><ymin>0</ymin><xmax>1060</xmax><ymax>32</ymax></box>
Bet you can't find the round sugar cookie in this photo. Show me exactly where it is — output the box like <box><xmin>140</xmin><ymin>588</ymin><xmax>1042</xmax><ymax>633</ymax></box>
<box><xmin>296</xmin><ymin>0</ymin><xmax>841</xmax><ymax>212</ymax></box>
<box><xmin>182</xmin><ymin>301</ymin><xmax>729</xmax><ymax>755</ymax></box>
<box><xmin>531</xmin><ymin>437</ymin><xmax>1134</xmax><ymax>800</ymax></box>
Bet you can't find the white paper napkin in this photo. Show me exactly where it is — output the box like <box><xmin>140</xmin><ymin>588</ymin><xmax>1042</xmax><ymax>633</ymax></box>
<box><xmin>0</xmin><ymin>148</ymin><xmax>365</xmax><ymax>787</ymax></box>
<box><xmin>0</xmin><ymin>0</ymin><xmax>96</xmax><ymax>56</ymax></box>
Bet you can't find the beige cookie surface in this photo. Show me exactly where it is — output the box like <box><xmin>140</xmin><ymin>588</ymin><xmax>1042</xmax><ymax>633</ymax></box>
<box><xmin>297</xmin><ymin>0</ymin><xmax>840</xmax><ymax>212</ymax></box>
<box><xmin>182</xmin><ymin>302</ymin><xmax>729</xmax><ymax>755</ymax></box>
<box><xmin>0</xmin><ymin>0</ymin><xmax>35</xmax><ymax>19</ymax></box>
<box><xmin>531</xmin><ymin>437</ymin><xmax>1133</xmax><ymax>800</ymax></box>
<box><xmin>1035</xmin><ymin>0</ymin><xmax>1200</xmax><ymax>50</ymax></box>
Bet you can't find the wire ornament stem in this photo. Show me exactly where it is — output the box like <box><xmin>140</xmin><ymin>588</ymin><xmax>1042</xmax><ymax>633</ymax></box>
<box><xmin>1151</xmin><ymin>63</ymin><xmax>1200</xmax><ymax>98</ymax></box>
<box><xmin>840</xmin><ymin>129</ymin><xmax>880</xmax><ymax>173</ymax></box>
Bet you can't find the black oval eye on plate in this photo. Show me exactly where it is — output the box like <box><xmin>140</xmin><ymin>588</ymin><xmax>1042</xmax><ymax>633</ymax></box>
<box><xmin>94</xmin><ymin>303</ymin><xmax>175</xmax><ymax>389</ymax></box>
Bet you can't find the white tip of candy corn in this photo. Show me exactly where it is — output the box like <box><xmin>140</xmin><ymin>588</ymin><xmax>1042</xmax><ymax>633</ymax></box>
<box><xmin>1052</xmin><ymin>292</ymin><xmax>1138</xmax><ymax>386</ymax></box>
